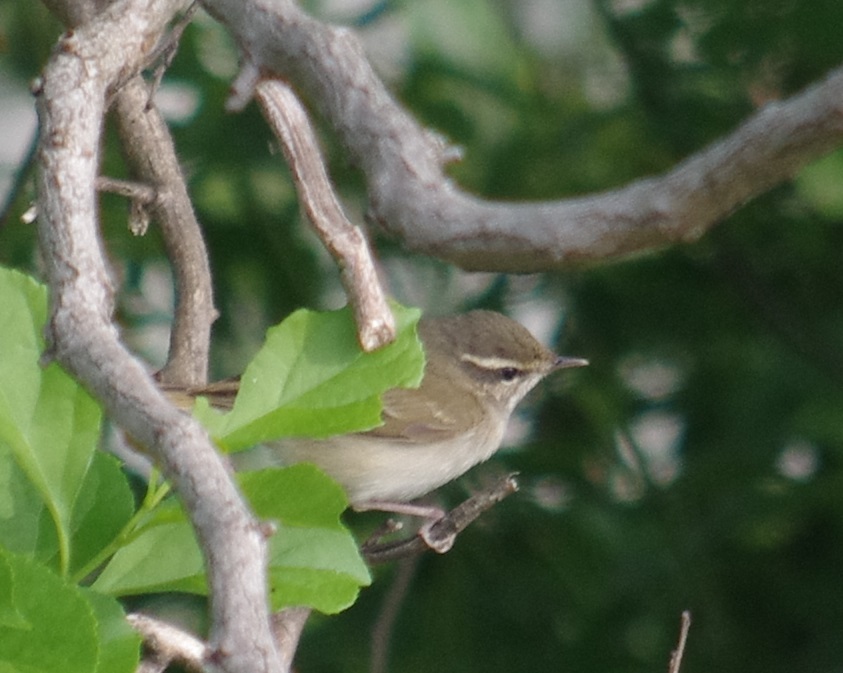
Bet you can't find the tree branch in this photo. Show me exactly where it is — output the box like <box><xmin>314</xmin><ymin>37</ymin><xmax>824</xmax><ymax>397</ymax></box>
<box><xmin>270</xmin><ymin>607</ymin><xmax>312</xmax><ymax>673</ymax></box>
<box><xmin>254</xmin><ymin>79</ymin><xmax>394</xmax><ymax>351</ymax></box>
<box><xmin>361</xmin><ymin>474</ymin><xmax>519</xmax><ymax>564</ymax></box>
<box><xmin>35</xmin><ymin>2</ymin><xmax>282</xmax><ymax>672</ymax></box>
<box><xmin>128</xmin><ymin>613</ymin><xmax>208</xmax><ymax>673</ymax></box>
<box><xmin>201</xmin><ymin>0</ymin><xmax>843</xmax><ymax>272</ymax></box>
<box><xmin>112</xmin><ymin>75</ymin><xmax>217</xmax><ymax>386</ymax></box>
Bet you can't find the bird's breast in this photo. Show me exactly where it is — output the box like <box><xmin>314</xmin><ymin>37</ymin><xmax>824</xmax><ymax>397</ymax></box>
<box><xmin>254</xmin><ymin>414</ymin><xmax>508</xmax><ymax>504</ymax></box>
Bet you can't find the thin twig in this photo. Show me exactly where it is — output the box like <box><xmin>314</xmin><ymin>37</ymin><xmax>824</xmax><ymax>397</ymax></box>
<box><xmin>127</xmin><ymin>612</ymin><xmax>208</xmax><ymax>673</ymax></box>
<box><xmin>96</xmin><ymin>176</ymin><xmax>157</xmax><ymax>203</ymax></box>
<box><xmin>145</xmin><ymin>1</ymin><xmax>199</xmax><ymax>109</ymax></box>
<box><xmin>96</xmin><ymin>176</ymin><xmax>157</xmax><ymax>235</ymax></box>
<box><xmin>271</xmin><ymin>607</ymin><xmax>312</xmax><ymax>672</ymax></box>
<box><xmin>668</xmin><ymin>611</ymin><xmax>692</xmax><ymax>673</ymax></box>
<box><xmin>254</xmin><ymin>79</ymin><xmax>395</xmax><ymax>352</ymax></box>
<box><xmin>362</xmin><ymin>474</ymin><xmax>519</xmax><ymax>564</ymax></box>
<box><xmin>370</xmin><ymin>555</ymin><xmax>421</xmax><ymax>673</ymax></box>
<box><xmin>112</xmin><ymin>76</ymin><xmax>217</xmax><ymax>386</ymax></box>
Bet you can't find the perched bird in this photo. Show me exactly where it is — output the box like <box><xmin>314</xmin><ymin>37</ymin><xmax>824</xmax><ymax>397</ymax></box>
<box><xmin>172</xmin><ymin>310</ymin><xmax>587</xmax><ymax>550</ymax></box>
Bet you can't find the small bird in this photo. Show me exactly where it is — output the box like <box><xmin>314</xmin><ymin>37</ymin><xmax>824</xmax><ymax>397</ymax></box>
<box><xmin>173</xmin><ymin>310</ymin><xmax>587</xmax><ymax>550</ymax></box>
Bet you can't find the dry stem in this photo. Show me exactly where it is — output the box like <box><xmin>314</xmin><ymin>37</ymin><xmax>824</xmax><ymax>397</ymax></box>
<box><xmin>255</xmin><ymin>79</ymin><xmax>395</xmax><ymax>351</ymax></box>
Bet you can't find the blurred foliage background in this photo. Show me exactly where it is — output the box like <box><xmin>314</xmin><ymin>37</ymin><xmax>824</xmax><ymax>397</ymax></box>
<box><xmin>4</xmin><ymin>0</ymin><xmax>843</xmax><ymax>671</ymax></box>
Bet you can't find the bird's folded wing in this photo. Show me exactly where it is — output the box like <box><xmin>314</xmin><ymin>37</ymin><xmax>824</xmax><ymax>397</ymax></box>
<box><xmin>362</xmin><ymin>385</ymin><xmax>482</xmax><ymax>443</ymax></box>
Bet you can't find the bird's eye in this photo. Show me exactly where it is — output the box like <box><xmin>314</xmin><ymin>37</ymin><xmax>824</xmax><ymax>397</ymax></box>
<box><xmin>499</xmin><ymin>367</ymin><xmax>520</xmax><ymax>382</ymax></box>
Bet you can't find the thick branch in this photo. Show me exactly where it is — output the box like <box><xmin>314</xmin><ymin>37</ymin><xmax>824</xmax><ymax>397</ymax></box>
<box><xmin>201</xmin><ymin>0</ymin><xmax>843</xmax><ymax>271</ymax></box>
<box><xmin>35</xmin><ymin>2</ymin><xmax>281</xmax><ymax>672</ymax></box>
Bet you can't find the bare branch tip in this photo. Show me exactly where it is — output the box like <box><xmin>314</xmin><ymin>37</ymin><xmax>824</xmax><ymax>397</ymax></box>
<box><xmin>425</xmin><ymin>129</ymin><xmax>463</xmax><ymax>165</ymax></box>
<box><xmin>21</xmin><ymin>203</ymin><xmax>37</xmax><ymax>224</ymax></box>
<box><xmin>363</xmin><ymin>518</ymin><xmax>405</xmax><ymax>548</ymax></box>
<box><xmin>129</xmin><ymin>201</ymin><xmax>152</xmax><ymax>236</ymax></box>
<box><xmin>667</xmin><ymin>610</ymin><xmax>693</xmax><ymax>673</ymax></box>
<box><xmin>29</xmin><ymin>77</ymin><xmax>44</xmax><ymax>97</ymax></box>
<box><xmin>127</xmin><ymin>612</ymin><xmax>208</xmax><ymax>671</ymax></box>
<box><xmin>38</xmin><ymin>347</ymin><xmax>57</xmax><ymax>368</ymax></box>
<box><xmin>258</xmin><ymin>519</ymin><xmax>279</xmax><ymax>539</ymax></box>
<box><xmin>226</xmin><ymin>61</ymin><xmax>262</xmax><ymax>112</ymax></box>
<box><xmin>359</xmin><ymin>319</ymin><xmax>397</xmax><ymax>352</ymax></box>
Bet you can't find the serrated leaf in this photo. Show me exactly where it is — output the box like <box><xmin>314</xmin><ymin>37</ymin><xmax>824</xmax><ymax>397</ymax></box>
<box><xmin>0</xmin><ymin>267</ymin><xmax>132</xmax><ymax>577</ymax></box>
<box><xmin>241</xmin><ymin>466</ymin><xmax>371</xmax><ymax>613</ymax></box>
<box><xmin>83</xmin><ymin>589</ymin><xmax>141</xmax><ymax>673</ymax></box>
<box><xmin>196</xmin><ymin>304</ymin><xmax>424</xmax><ymax>451</ymax></box>
<box><xmin>0</xmin><ymin>445</ymin><xmax>56</xmax><ymax>561</ymax></box>
<box><xmin>62</xmin><ymin>452</ymin><xmax>136</xmax><ymax>578</ymax></box>
<box><xmin>0</xmin><ymin>269</ymin><xmax>110</xmax><ymax>571</ymax></box>
<box><xmin>93</xmin><ymin>466</ymin><xmax>370</xmax><ymax>614</ymax></box>
<box><xmin>90</xmin><ymin>500</ymin><xmax>206</xmax><ymax>596</ymax></box>
<box><xmin>0</xmin><ymin>551</ymin><xmax>28</xmax><ymax>630</ymax></box>
<box><xmin>0</xmin><ymin>548</ymin><xmax>99</xmax><ymax>673</ymax></box>
<box><xmin>0</xmin><ymin>429</ymin><xmax>135</xmax><ymax>579</ymax></box>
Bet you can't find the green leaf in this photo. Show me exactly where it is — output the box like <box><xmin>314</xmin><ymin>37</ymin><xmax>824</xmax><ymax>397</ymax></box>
<box><xmin>83</xmin><ymin>589</ymin><xmax>141</xmax><ymax>673</ymax></box>
<box><xmin>0</xmin><ymin>267</ymin><xmax>132</xmax><ymax>578</ymax></box>
<box><xmin>0</xmin><ymin>444</ymin><xmax>56</xmax><ymax>562</ymax></box>
<box><xmin>0</xmin><ymin>422</ymin><xmax>135</xmax><ymax>580</ymax></box>
<box><xmin>0</xmin><ymin>551</ymin><xmax>28</xmax><ymax>630</ymax></box>
<box><xmin>90</xmin><ymin>499</ymin><xmax>206</xmax><ymax>597</ymax></box>
<box><xmin>196</xmin><ymin>304</ymin><xmax>424</xmax><ymax>451</ymax></box>
<box><xmin>62</xmin><ymin>452</ymin><xmax>136</xmax><ymax>578</ymax></box>
<box><xmin>93</xmin><ymin>466</ymin><xmax>370</xmax><ymax>614</ymax></box>
<box><xmin>242</xmin><ymin>466</ymin><xmax>371</xmax><ymax>614</ymax></box>
<box><xmin>0</xmin><ymin>548</ymin><xmax>99</xmax><ymax>673</ymax></box>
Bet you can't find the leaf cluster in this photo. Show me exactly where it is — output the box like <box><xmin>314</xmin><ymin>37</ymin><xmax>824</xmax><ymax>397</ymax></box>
<box><xmin>0</xmin><ymin>267</ymin><xmax>423</xmax><ymax>671</ymax></box>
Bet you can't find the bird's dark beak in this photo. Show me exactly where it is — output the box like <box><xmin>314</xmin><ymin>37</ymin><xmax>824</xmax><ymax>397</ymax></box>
<box><xmin>552</xmin><ymin>355</ymin><xmax>589</xmax><ymax>370</ymax></box>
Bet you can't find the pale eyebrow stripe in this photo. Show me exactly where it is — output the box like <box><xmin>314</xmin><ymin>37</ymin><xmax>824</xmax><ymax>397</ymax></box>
<box><xmin>459</xmin><ymin>353</ymin><xmax>523</xmax><ymax>370</ymax></box>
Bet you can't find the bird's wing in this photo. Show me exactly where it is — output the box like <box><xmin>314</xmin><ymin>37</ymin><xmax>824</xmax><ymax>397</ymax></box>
<box><xmin>361</xmin><ymin>383</ymin><xmax>483</xmax><ymax>443</ymax></box>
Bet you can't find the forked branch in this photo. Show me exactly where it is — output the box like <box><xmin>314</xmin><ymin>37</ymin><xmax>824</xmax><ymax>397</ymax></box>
<box><xmin>35</xmin><ymin>2</ymin><xmax>281</xmax><ymax>672</ymax></box>
<box><xmin>202</xmin><ymin>0</ymin><xmax>843</xmax><ymax>271</ymax></box>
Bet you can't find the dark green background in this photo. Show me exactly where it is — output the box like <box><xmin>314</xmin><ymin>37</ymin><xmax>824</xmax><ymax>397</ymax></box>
<box><xmin>4</xmin><ymin>1</ymin><xmax>843</xmax><ymax>671</ymax></box>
